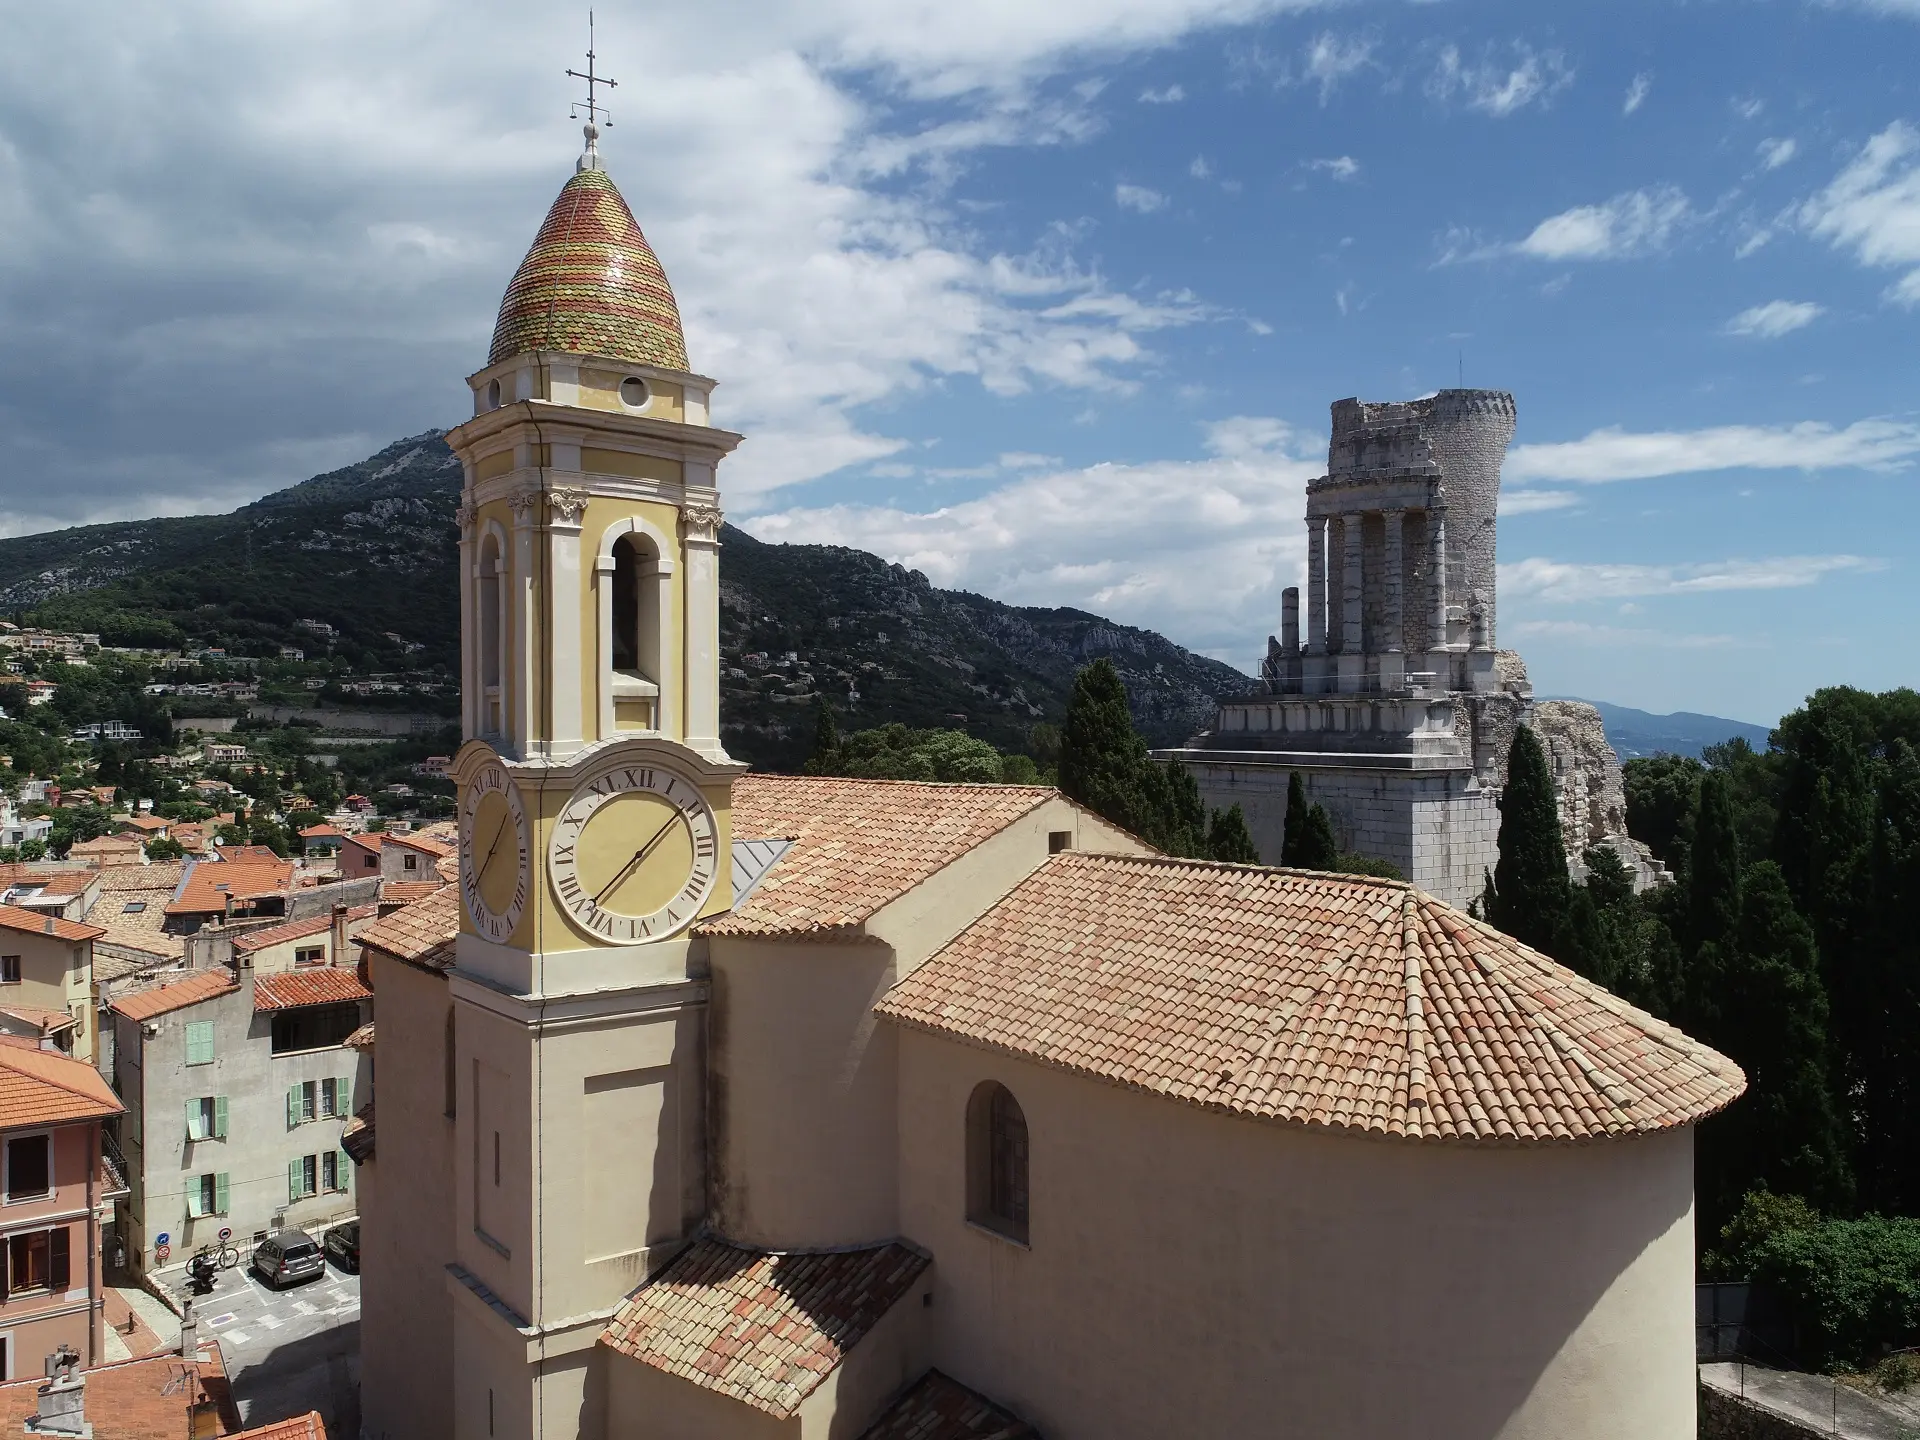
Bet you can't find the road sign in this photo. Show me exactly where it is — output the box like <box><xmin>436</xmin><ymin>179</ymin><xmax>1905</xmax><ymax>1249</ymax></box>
<box><xmin>155</xmin><ymin>1232</ymin><xmax>171</xmax><ymax>1247</ymax></box>
<box><xmin>155</xmin><ymin>1243</ymin><xmax>171</xmax><ymax>1262</ymax></box>
<box><xmin>218</xmin><ymin>1227</ymin><xmax>232</xmax><ymax>1242</ymax></box>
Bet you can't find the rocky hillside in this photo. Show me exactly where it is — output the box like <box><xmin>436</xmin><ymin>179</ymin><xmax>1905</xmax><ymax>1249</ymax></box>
<box><xmin>0</xmin><ymin>434</ymin><xmax>1251</xmax><ymax>769</ymax></box>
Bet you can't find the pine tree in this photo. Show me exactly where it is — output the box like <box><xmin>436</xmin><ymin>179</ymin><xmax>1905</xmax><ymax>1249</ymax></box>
<box><xmin>1489</xmin><ymin>726</ymin><xmax>1571</xmax><ymax>956</ymax></box>
<box><xmin>1207</xmin><ymin>804</ymin><xmax>1259</xmax><ymax>864</ymax></box>
<box><xmin>804</xmin><ymin>697</ymin><xmax>844</xmax><ymax>776</ymax></box>
<box><xmin>1059</xmin><ymin>659</ymin><xmax>1164</xmax><ymax>844</ymax></box>
<box><xmin>1281</xmin><ymin>772</ymin><xmax>1312</xmax><ymax>865</ymax></box>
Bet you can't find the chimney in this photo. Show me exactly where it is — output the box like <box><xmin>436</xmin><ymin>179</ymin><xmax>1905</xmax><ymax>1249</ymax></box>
<box><xmin>28</xmin><ymin>1345</ymin><xmax>86</xmax><ymax>1436</ymax></box>
<box><xmin>178</xmin><ymin>1299</ymin><xmax>199</xmax><ymax>1358</ymax></box>
<box><xmin>43</xmin><ymin>913</ymin><xmax>54</xmax><ymax>935</ymax></box>
<box><xmin>330</xmin><ymin>904</ymin><xmax>349</xmax><ymax>967</ymax></box>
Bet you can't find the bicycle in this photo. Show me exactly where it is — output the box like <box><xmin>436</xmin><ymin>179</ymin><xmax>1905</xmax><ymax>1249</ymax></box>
<box><xmin>216</xmin><ymin>1241</ymin><xmax>240</xmax><ymax>1270</ymax></box>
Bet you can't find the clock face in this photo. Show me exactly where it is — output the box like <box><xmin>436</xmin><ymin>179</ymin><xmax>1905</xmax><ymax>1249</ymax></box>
<box><xmin>459</xmin><ymin>759</ymin><xmax>530</xmax><ymax>943</ymax></box>
<box><xmin>549</xmin><ymin>763</ymin><xmax>719</xmax><ymax>943</ymax></box>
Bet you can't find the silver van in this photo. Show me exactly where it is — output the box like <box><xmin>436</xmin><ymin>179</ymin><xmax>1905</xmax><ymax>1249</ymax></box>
<box><xmin>250</xmin><ymin>1230</ymin><xmax>325</xmax><ymax>1288</ymax></box>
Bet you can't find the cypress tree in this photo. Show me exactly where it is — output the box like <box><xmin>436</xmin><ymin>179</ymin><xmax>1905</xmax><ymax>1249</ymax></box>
<box><xmin>1489</xmin><ymin>726</ymin><xmax>1571</xmax><ymax>955</ymax></box>
<box><xmin>804</xmin><ymin>697</ymin><xmax>844</xmax><ymax>776</ymax></box>
<box><xmin>1862</xmin><ymin>739</ymin><xmax>1920</xmax><ymax>1211</ymax></box>
<box><xmin>1161</xmin><ymin>758</ymin><xmax>1208</xmax><ymax>859</ymax></box>
<box><xmin>1059</xmin><ymin>659</ymin><xmax>1162</xmax><ymax>844</ymax></box>
<box><xmin>1294</xmin><ymin>803</ymin><xmax>1338</xmax><ymax>871</ymax></box>
<box><xmin>1281</xmin><ymin>772</ymin><xmax>1312</xmax><ymax>865</ymax></box>
<box><xmin>1207</xmin><ymin>804</ymin><xmax>1259</xmax><ymax>864</ymax></box>
<box><xmin>1688</xmin><ymin>771</ymin><xmax>1743</xmax><ymax>953</ymax></box>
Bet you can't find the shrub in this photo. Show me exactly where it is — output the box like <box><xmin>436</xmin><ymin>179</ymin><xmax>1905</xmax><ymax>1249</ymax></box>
<box><xmin>1749</xmin><ymin>1214</ymin><xmax>1920</xmax><ymax>1371</ymax></box>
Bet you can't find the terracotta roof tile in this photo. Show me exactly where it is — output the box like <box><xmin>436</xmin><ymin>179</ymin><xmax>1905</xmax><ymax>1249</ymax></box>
<box><xmin>233</xmin><ymin>1410</ymin><xmax>328</xmax><ymax>1440</ymax></box>
<box><xmin>387</xmin><ymin>831</ymin><xmax>455</xmax><ymax>859</ymax></box>
<box><xmin>0</xmin><ymin>1349</ymin><xmax>235</xmax><ymax>1440</ymax></box>
<box><xmin>253</xmin><ymin>967</ymin><xmax>372</xmax><ymax>1012</ymax></box>
<box><xmin>117</xmin><ymin>814</ymin><xmax>172</xmax><ymax>833</ymax></box>
<box><xmin>859</xmin><ymin>1371</ymin><xmax>1041</xmax><ymax>1440</ymax></box>
<box><xmin>111</xmin><ymin>967</ymin><xmax>239</xmax><ymax>1021</ymax></box>
<box><xmin>341</xmin><ymin>1102</ymin><xmax>374</xmax><ymax>1164</ymax></box>
<box><xmin>698</xmin><ymin>776</ymin><xmax>1054</xmax><ymax>939</ymax></box>
<box><xmin>165</xmin><ymin>858</ymin><xmax>293</xmax><ymax>916</ymax></box>
<box><xmin>601</xmin><ymin>1237</ymin><xmax>930</xmax><ymax>1418</ymax></box>
<box><xmin>298</xmin><ymin>824</ymin><xmax>344</xmax><ymax>839</ymax></box>
<box><xmin>357</xmin><ymin>884</ymin><xmax>460</xmax><ymax>972</ymax></box>
<box><xmin>0</xmin><ymin>902</ymin><xmax>104</xmax><ymax>942</ymax></box>
<box><xmin>379</xmin><ymin>880</ymin><xmax>446</xmax><ymax>904</ymax></box>
<box><xmin>0</xmin><ymin>1003</ymin><xmax>78</xmax><ymax>1036</ymax></box>
<box><xmin>876</xmin><ymin>854</ymin><xmax>1746</xmax><ymax>1146</ymax></box>
<box><xmin>231</xmin><ymin>905</ymin><xmax>375</xmax><ymax>953</ymax></box>
<box><xmin>490</xmin><ymin>167</ymin><xmax>690</xmax><ymax>372</ymax></box>
<box><xmin>0</xmin><ymin>1040</ymin><xmax>123</xmax><ymax>1127</ymax></box>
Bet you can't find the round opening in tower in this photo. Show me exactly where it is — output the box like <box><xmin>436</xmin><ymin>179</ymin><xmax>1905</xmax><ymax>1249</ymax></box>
<box><xmin>486</xmin><ymin>379</ymin><xmax>501</xmax><ymax>410</ymax></box>
<box><xmin>619</xmin><ymin>376</ymin><xmax>650</xmax><ymax>409</ymax></box>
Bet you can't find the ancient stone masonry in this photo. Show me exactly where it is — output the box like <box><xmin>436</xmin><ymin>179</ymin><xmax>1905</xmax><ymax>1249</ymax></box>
<box><xmin>1164</xmin><ymin>389</ymin><xmax>1656</xmax><ymax>906</ymax></box>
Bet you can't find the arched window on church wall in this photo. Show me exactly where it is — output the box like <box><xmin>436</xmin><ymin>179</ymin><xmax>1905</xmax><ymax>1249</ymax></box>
<box><xmin>966</xmin><ymin>1080</ymin><xmax>1029</xmax><ymax>1243</ymax></box>
<box><xmin>600</xmin><ymin>525</ymin><xmax>668</xmax><ymax>734</ymax></box>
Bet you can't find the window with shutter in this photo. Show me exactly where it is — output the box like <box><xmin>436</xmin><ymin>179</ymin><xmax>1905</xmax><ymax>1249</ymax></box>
<box><xmin>214</xmin><ymin>1173</ymin><xmax>229</xmax><ymax>1215</ymax></box>
<box><xmin>214</xmin><ymin>1096</ymin><xmax>229</xmax><ymax>1140</ymax></box>
<box><xmin>322</xmin><ymin>1152</ymin><xmax>338</xmax><ymax>1191</ymax></box>
<box><xmin>288</xmin><ymin>1159</ymin><xmax>301</xmax><ymax>1204</ymax></box>
<box><xmin>49</xmin><ymin>1227</ymin><xmax>70</xmax><ymax>1291</ymax></box>
<box><xmin>5</xmin><ymin>1134</ymin><xmax>52</xmax><ymax>1201</ymax></box>
<box><xmin>338</xmin><ymin>1149</ymin><xmax>353</xmax><ymax>1189</ymax></box>
<box><xmin>185</xmin><ymin>1021</ymin><xmax>215</xmax><ymax>1066</ymax></box>
<box><xmin>186</xmin><ymin>1099</ymin><xmax>203</xmax><ymax>1142</ymax></box>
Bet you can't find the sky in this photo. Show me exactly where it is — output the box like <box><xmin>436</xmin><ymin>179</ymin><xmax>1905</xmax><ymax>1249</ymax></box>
<box><xmin>0</xmin><ymin>1</ymin><xmax>1916</xmax><ymax>724</ymax></box>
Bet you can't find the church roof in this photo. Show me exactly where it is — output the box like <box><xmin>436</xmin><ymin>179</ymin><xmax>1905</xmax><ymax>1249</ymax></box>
<box><xmin>858</xmin><ymin>1371</ymin><xmax>1041</xmax><ymax>1439</ymax></box>
<box><xmin>698</xmin><ymin>775</ymin><xmax>1055</xmax><ymax>940</ymax></box>
<box><xmin>601</xmin><ymin>1236</ymin><xmax>931</xmax><ymax>1418</ymax></box>
<box><xmin>489</xmin><ymin>167</ymin><xmax>690</xmax><ymax>373</ymax></box>
<box><xmin>877</xmin><ymin>853</ymin><xmax>1745</xmax><ymax>1146</ymax></box>
<box><xmin>356</xmin><ymin>883</ymin><xmax>460</xmax><ymax>974</ymax></box>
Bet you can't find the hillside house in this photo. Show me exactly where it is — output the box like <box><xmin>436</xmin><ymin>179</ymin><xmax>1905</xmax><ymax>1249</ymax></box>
<box><xmin>109</xmin><ymin>956</ymin><xmax>371</xmax><ymax>1276</ymax></box>
<box><xmin>0</xmin><ymin>1039</ymin><xmax>126</xmax><ymax>1376</ymax></box>
<box><xmin>298</xmin><ymin>824</ymin><xmax>345</xmax><ymax>859</ymax></box>
<box><xmin>161</xmin><ymin>859</ymin><xmax>294</xmax><ymax>935</ymax></box>
<box><xmin>0</xmin><ymin>907</ymin><xmax>103</xmax><ymax>1063</ymax></box>
<box><xmin>337</xmin><ymin>834</ymin><xmax>383</xmax><ymax>880</ymax></box>
<box><xmin>66</xmin><ymin>835</ymin><xmax>144</xmax><ymax>870</ymax></box>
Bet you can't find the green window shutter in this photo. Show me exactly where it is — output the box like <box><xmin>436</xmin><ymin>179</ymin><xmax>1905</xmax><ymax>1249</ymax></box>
<box><xmin>287</xmin><ymin>1085</ymin><xmax>300</xmax><ymax>1129</ymax></box>
<box><xmin>288</xmin><ymin>1159</ymin><xmax>301</xmax><ymax>1205</ymax></box>
<box><xmin>339</xmin><ymin>1149</ymin><xmax>353</xmax><ymax>1188</ymax></box>
<box><xmin>187</xmin><ymin>1175</ymin><xmax>206</xmax><ymax>1218</ymax></box>
<box><xmin>338</xmin><ymin>1075</ymin><xmax>352</xmax><ymax>1115</ymax></box>
<box><xmin>214</xmin><ymin>1173</ymin><xmax>230</xmax><ymax>1215</ymax></box>
<box><xmin>185</xmin><ymin>1021</ymin><xmax>214</xmax><ymax>1066</ymax></box>
<box><xmin>185</xmin><ymin>1098</ymin><xmax>200</xmax><ymax>1142</ymax></box>
<box><xmin>214</xmin><ymin>1096</ymin><xmax>229</xmax><ymax>1140</ymax></box>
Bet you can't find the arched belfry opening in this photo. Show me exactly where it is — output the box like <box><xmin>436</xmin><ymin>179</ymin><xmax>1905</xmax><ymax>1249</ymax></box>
<box><xmin>477</xmin><ymin>530</ymin><xmax>505</xmax><ymax>738</ymax></box>
<box><xmin>597</xmin><ymin>519</ymin><xmax>673</xmax><ymax>737</ymax></box>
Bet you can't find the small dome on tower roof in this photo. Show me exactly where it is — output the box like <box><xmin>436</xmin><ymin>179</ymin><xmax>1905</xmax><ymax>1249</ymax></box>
<box><xmin>489</xmin><ymin>167</ymin><xmax>689</xmax><ymax>373</ymax></box>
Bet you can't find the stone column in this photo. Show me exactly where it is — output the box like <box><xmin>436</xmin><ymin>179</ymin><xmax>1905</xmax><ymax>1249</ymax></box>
<box><xmin>1280</xmin><ymin>588</ymin><xmax>1300</xmax><ymax>654</ymax></box>
<box><xmin>455</xmin><ymin>499</ymin><xmax>477</xmax><ymax>741</ymax></box>
<box><xmin>1341</xmin><ymin>514</ymin><xmax>1365</xmax><ymax>655</ymax></box>
<box><xmin>1428</xmin><ymin>506</ymin><xmax>1450</xmax><ymax>646</ymax></box>
<box><xmin>1382</xmin><ymin>509</ymin><xmax>1405</xmax><ymax>652</ymax></box>
<box><xmin>1305</xmin><ymin>517</ymin><xmax>1327</xmax><ymax>655</ymax></box>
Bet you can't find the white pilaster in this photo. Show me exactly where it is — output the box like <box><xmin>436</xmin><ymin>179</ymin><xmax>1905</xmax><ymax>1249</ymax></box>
<box><xmin>509</xmin><ymin>487</ymin><xmax>540</xmax><ymax>759</ymax></box>
<box><xmin>456</xmin><ymin>499</ymin><xmax>477</xmax><ymax>740</ymax></box>
<box><xmin>681</xmin><ymin>500</ymin><xmax>725</xmax><ymax>760</ymax></box>
<box><xmin>546</xmin><ymin>488</ymin><xmax>588</xmax><ymax>759</ymax></box>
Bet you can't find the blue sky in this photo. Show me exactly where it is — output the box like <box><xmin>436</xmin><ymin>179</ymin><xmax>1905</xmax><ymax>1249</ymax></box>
<box><xmin>1</xmin><ymin>1</ymin><xmax>1916</xmax><ymax>723</ymax></box>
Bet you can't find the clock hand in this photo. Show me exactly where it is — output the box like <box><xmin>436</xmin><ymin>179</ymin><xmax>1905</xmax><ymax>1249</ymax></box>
<box><xmin>475</xmin><ymin>812</ymin><xmax>510</xmax><ymax>886</ymax></box>
<box><xmin>593</xmin><ymin>817</ymin><xmax>677</xmax><ymax>905</ymax></box>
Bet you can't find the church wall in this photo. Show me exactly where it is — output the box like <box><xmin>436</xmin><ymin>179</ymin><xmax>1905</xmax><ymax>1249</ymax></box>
<box><xmin>894</xmin><ymin>1036</ymin><xmax>1697</xmax><ymax>1440</ymax></box>
<box><xmin>358</xmin><ymin>952</ymin><xmax>455</xmax><ymax>1440</ymax></box>
<box><xmin>604</xmin><ymin>1352</ymin><xmax>796</xmax><ymax>1440</ymax></box>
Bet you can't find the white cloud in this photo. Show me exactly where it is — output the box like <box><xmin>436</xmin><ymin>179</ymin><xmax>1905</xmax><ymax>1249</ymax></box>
<box><xmin>745</xmin><ymin>416</ymin><xmax>1320</xmax><ymax>665</ymax></box>
<box><xmin>1507</xmin><ymin>418</ymin><xmax>1920</xmax><ymax>484</ymax></box>
<box><xmin>1798</xmin><ymin>121</ymin><xmax>1920</xmax><ymax>306</ymax></box>
<box><xmin>1757</xmin><ymin>137</ymin><xmax>1798</xmax><ymax>170</ymax></box>
<box><xmin>1623</xmin><ymin>72</ymin><xmax>1651</xmax><ymax>116</ymax></box>
<box><xmin>1515</xmin><ymin>186</ymin><xmax>1692</xmax><ymax>261</ymax></box>
<box><xmin>1308</xmin><ymin>156</ymin><xmax>1361</xmax><ymax>181</ymax></box>
<box><xmin>1732</xmin><ymin>96</ymin><xmax>1766</xmax><ymax>120</ymax></box>
<box><xmin>1502</xmin><ymin>555</ymin><xmax>1884</xmax><ymax>604</ymax></box>
<box><xmin>1507</xmin><ymin>620</ymin><xmax>1747</xmax><ymax>651</ymax></box>
<box><xmin>1498</xmin><ymin>489</ymin><xmax>1582</xmax><ymax>515</ymax></box>
<box><xmin>0</xmin><ymin>0</ymin><xmax>1343</xmax><ymax>526</ymax></box>
<box><xmin>1427</xmin><ymin>42</ymin><xmax>1573</xmax><ymax>118</ymax></box>
<box><xmin>1115</xmin><ymin>183</ymin><xmax>1168</xmax><ymax>213</ymax></box>
<box><xmin>1139</xmin><ymin>84</ymin><xmax>1186</xmax><ymax>103</ymax></box>
<box><xmin>1299</xmin><ymin>33</ymin><xmax>1377</xmax><ymax>103</ymax></box>
<box><xmin>1189</xmin><ymin>155</ymin><xmax>1214</xmax><ymax>179</ymax></box>
<box><xmin>1725</xmin><ymin>299</ymin><xmax>1825</xmax><ymax>338</ymax></box>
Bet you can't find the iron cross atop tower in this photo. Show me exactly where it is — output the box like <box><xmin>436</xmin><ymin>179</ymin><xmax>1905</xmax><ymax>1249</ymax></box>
<box><xmin>567</xmin><ymin>12</ymin><xmax>617</xmax><ymax>169</ymax></box>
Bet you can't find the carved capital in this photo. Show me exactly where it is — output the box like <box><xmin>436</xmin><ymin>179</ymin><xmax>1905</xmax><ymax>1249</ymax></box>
<box><xmin>547</xmin><ymin>486</ymin><xmax>590</xmax><ymax>526</ymax></box>
<box><xmin>508</xmin><ymin>485</ymin><xmax>541</xmax><ymax>524</ymax></box>
<box><xmin>453</xmin><ymin>502</ymin><xmax>477</xmax><ymax>533</ymax></box>
<box><xmin>681</xmin><ymin>500</ymin><xmax>724</xmax><ymax>542</ymax></box>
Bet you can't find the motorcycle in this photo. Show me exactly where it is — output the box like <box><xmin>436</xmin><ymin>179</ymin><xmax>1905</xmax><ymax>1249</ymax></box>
<box><xmin>186</xmin><ymin>1250</ymin><xmax>218</xmax><ymax>1296</ymax></box>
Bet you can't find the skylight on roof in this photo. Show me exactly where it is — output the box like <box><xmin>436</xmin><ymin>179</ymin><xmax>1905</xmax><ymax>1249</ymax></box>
<box><xmin>122</xmin><ymin>901</ymin><xmax>146</xmax><ymax>913</ymax></box>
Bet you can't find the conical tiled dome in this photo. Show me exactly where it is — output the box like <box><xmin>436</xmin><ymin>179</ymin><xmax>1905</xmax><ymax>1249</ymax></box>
<box><xmin>489</xmin><ymin>167</ymin><xmax>690</xmax><ymax>372</ymax></box>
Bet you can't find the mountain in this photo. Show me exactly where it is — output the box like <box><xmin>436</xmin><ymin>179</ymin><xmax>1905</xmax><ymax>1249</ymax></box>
<box><xmin>1545</xmin><ymin>697</ymin><xmax>1773</xmax><ymax>759</ymax></box>
<box><xmin>0</xmin><ymin>433</ymin><xmax>1252</xmax><ymax>769</ymax></box>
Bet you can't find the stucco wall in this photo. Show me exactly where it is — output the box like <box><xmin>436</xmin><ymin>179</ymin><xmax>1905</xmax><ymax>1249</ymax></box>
<box><xmin>0</xmin><ymin>929</ymin><xmax>93</xmax><ymax>1062</ymax></box>
<box><xmin>0</xmin><ymin>1122</ymin><xmax>105</xmax><ymax>1373</ymax></box>
<box><xmin>895</xmin><ymin>1034</ymin><xmax>1698</xmax><ymax>1440</ymax></box>
<box><xmin>710</xmin><ymin>798</ymin><xmax>1151</xmax><ymax>1251</ymax></box>
<box><xmin>358</xmin><ymin>952</ymin><xmax>455</xmax><ymax>1440</ymax></box>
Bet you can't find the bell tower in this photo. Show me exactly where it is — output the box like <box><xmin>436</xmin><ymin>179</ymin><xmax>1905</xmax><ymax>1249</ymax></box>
<box><xmin>440</xmin><ymin>103</ymin><xmax>745</xmax><ymax>1440</ymax></box>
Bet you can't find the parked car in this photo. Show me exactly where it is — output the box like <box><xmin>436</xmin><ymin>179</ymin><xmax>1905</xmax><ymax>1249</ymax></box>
<box><xmin>323</xmin><ymin>1221</ymin><xmax>360</xmax><ymax>1273</ymax></box>
<box><xmin>250</xmin><ymin>1230</ymin><xmax>325</xmax><ymax>1288</ymax></box>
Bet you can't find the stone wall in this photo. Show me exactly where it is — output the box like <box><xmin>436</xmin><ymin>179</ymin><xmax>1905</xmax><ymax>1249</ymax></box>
<box><xmin>1697</xmin><ymin>1381</ymin><xmax>1827</xmax><ymax>1440</ymax></box>
<box><xmin>1528</xmin><ymin>700</ymin><xmax>1629</xmax><ymax>853</ymax></box>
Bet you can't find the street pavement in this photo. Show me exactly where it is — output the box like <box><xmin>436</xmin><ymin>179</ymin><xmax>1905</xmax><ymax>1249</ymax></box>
<box><xmin>170</xmin><ymin>1251</ymin><xmax>361</xmax><ymax>1437</ymax></box>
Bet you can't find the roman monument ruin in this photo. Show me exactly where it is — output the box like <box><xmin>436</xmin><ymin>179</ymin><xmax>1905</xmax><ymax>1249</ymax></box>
<box><xmin>1166</xmin><ymin>390</ymin><xmax>1532</xmax><ymax>908</ymax></box>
